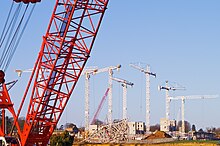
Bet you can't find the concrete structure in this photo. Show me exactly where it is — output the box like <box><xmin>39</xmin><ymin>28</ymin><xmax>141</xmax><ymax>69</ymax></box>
<box><xmin>89</xmin><ymin>125</ymin><xmax>98</xmax><ymax>134</ymax></box>
<box><xmin>128</xmin><ymin>122</ymin><xmax>145</xmax><ymax>135</ymax></box>
<box><xmin>160</xmin><ymin>118</ymin><xmax>176</xmax><ymax>132</ymax></box>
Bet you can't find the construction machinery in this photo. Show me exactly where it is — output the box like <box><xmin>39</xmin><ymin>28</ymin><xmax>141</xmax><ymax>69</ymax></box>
<box><xmin>130</xmin><ymin>63</ymin><xmax>156</xmax><ymax>132</ymax></box>
<box><xmin>112</xmin><ymin>77</ymin><xmax>134</xmax><ymax>120</ymax></box>
<box><xmin>83</xmin><ymin>65</ymin><xmax>120</xmax><ymax>131</ymax></box>
<box><xmin>170</xmin><ymin>95</ymin><xmax>218</xmax><ymax>133</ymax></box>
<box><xmin>0</xmin><ymin>0</ymin><xmax>109</xmax><ymax>145</ymax></box>
<box><xmin>158</xmin><ymin>81</ymin><xmax>185</xmax><ymax>121</ymax></box>
<box><xmin>91</xmin><ymin>65</ymin><xmax>121</xmax><ymax>124</ymax></box>
<box><xmin>90</xmin><ymin>88</ymin><xmax>109</xmax><ymax>125</ymax></box>
<box><xmin>83</xmin><ymin>67</ymin><xmax>98</xmax><ymax>132</ymax></box>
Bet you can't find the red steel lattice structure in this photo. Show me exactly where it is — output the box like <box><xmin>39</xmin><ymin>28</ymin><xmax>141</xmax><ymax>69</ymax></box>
<box><xmin>12</xmin><ymin>0</ymin><xmax>109</xmax><ymax>145</ymax></box>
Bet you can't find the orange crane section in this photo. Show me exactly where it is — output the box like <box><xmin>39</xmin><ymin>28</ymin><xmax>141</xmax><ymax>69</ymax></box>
<box><xmin>5</xmin><ymin>0</ymin><xmax>110</xmax><ymax>145</ymax></box>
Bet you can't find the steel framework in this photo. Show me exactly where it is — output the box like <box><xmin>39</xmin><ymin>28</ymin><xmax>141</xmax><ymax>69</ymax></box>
<box><xmin>11</xmin><ymin>0</ymin><xmax>109</xmax><ymax>145</ymax></box>
<box><xmin>84</xmin><ymin>119</ymin><xmax>128</xmax><ymax>143</ymax></box>
<box><xmin>91</xmin><ymin>88</ymin><xmax>109</xmax><ymax>125</ymax></box>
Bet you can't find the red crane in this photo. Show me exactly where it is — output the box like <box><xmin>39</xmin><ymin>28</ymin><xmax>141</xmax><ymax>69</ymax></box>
<box><xmin>0</xmin><ymin>0</ymin><xmax>109</xmax><ymax>145</ymax></box>
<box><xmin>90</xmin><ymin>88</ymin><xmax>109</xmax><ymax>125</ymax></box>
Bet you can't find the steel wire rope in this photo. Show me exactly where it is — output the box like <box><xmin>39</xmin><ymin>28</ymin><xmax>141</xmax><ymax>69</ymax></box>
<box><xmin>2</xmin><ymin>4</ymin><xmax>29</xmax><ymax>71</ymax></box>
<box><xmin>0</xmin><ymin>3</ymin><xmax>35</xmax><ymax>72</ymax></box>
<box><xmin>0</xmin><ymin>3</ymin><xmax>22</xmax><ymax>69</ymax></box>
<box><xmin>5</xmin><ymin>4</ymin><xmax>36</xmax><ymax>71</ymax></box>
<box><xmin>0</xmin><ymin>2</ymin><xmax>15</xmax><ymax>48</ymax></box>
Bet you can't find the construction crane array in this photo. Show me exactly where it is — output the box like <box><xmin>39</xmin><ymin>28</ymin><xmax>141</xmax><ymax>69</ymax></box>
<box><xmin>112</xmin><ymin>77</ymin><xmax>134</xmax><ymax>120</ymax></box>
<box><xmin>130</xmin><ymin>63</ymin><xmax>156</xmax><ymax>132</ymax></box>
<box><xmin>93</xmin><ymin>65</ymin><xmax>121</xmax><ymax>124</ymax></box>
<box><xmin>83</xmin><ymin>65</ymin><xmax>120</xmax><ymax>131</ymax></box>
<box><xmin>158</xmin><ymin>81</ymin><xmax>185</xmax><ymax>121</ymax></box>
<box><xmin>170</xmin><ymin>95</ymin><xmax>218</xmax><ymax>133</ymax></box>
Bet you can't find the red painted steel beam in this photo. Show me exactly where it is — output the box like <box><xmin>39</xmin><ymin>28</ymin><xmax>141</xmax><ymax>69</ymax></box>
<box><xmin>0</xmin><ymin>83</ymin><xmax>21</xmax><ymax>137</ymax></box>
<box><xmin>17</xmin><ymin>0</ymin><xmax>109</xmax><ymax>145</ymax></box>
<box><xmin>91</xmin><ymin>88</ymin><xmax>109</xmax><ymax>125</ymax></box>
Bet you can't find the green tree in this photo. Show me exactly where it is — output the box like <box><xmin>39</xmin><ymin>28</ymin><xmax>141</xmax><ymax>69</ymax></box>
<box><xmin>50</xmin><ymin>130</ymin><xmax>73</xmax><ymax>146</ymax></box>
<box><xmin>150</xmin><ymin>124</ymin><xmax>160</xmax><ymax>132</ymax></box>
<box><xmin>177</xmin><ymin>120</ymin><xmax>191</xmax><ymax>132</ymax></box>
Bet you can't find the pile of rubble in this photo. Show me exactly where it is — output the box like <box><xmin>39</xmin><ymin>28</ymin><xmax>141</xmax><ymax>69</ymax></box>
<box><xmin>146</xmin><ymin>131</ymin><xmax>172</xmax><ymax>139</ymax></box>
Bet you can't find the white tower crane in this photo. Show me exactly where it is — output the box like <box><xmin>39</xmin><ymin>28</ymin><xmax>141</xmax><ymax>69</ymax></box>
<box><xmin>83</xmin><ymin>67</ymin><xmax>98</xmax><ymax>132</ymax></box>
<box><xmin>170</xmin><ymin>95</ymin><xmax>218</xmax><ymax>134</ymax></box>
<box><xmin>83</xmin><ymin>65</ymin><xmax>121</xmax><ymax>130</ymax></box>
<box><xmin>129</xmin><ymin>63</ymin><xmax>156</xmax><ymax>132</ymax></box>
<box><xmin>158</xmin><ymin>81</ymin><xmax>185</xmax><ymax>121</ymax></box>
<box><xmin>15</xmin><ymin>69</ymin><xmax>33</xmax><ymax>77</ymax></box>
<box><xmin>94</xmin><ymin>65</ymin><xmax>121</xmax><ymax>124</ymax></box>
<box><xmin>112</xmin><ymin>77</ymin><xmax>134</xmax><ymax>120</ymax></box>
<box><xmin>15</xmin><ymin>68</ymin><xmax>49</xmax><ymax>79</ymax></box>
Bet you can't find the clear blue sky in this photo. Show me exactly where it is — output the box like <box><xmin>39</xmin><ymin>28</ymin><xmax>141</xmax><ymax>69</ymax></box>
<box><xmin>1</xmin><ymin>0</ymin><xmax>220</xmax><ymax>131</ymax></box>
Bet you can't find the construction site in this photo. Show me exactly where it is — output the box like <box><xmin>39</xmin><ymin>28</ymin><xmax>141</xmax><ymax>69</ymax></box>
<box><xmin>0</xmin><ymin>0</ymin><xmax>220</xmax><ymax>146</ymax></box>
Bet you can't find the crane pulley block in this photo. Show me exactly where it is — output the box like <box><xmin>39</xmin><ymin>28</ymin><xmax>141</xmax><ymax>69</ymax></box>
<box><xmin>0</xmin><ymin>70</ymin><xmax>5</xmax><ymax>84</ymax></box>
<box><xmin>13</xmin><ymin>0</ymin><xmax>41</xmax><ymax>4</ymax></box>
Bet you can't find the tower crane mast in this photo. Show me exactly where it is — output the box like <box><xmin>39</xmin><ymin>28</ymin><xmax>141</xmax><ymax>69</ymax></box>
<box><xmin>83</xmin><ymin>67</ymin><xmax>98</xmax><ymax>132</ymax></box>
<box><xmin>3</xmin><ymin>0</ymin><xmax>110</xmax><ymax>145</ymax></box>
<box><xmin>130</xmin><ymin>63</ymin><xmax>156</xmax><ymax>132</ymax></box>
<box><xmin>170</xmin><ymin>95</ymin><xmax>218</xmax><ymax>133</ymax></box>
<box><xmin>112</xmin><ymin>77</ymin><xmax>134</xmax><ymax>120</ymax></box>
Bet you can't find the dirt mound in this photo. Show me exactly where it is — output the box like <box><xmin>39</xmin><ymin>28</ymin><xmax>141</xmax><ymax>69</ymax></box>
<box><xmin>146</xmin><ymin>131</ymin><xmax>172</xmax><ymax>139</ymax></box>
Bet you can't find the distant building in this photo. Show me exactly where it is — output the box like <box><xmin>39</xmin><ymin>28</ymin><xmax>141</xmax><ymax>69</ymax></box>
<box><xmin>192</xmin><ymin>129</ymin><xmax>216</xmax><ymax>140</ymax></box>
<box><xmin>53</xmin><ymin>124</ymin><xmax>78</xmax><ymax>137</ymax></box>
<box><xmin>128</xmin><ymin>121</ymin><xmax>145</xmax><ymax>135</ymax></box>
<box><xmin>160</xmin><ymin>118</ymin><xmax>176</xmax><ymax>132</ymax></box>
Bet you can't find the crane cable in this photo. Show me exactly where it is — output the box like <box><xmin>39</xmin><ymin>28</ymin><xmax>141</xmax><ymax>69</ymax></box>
<box><xmin>0</xmin><ymin>3</ymin><xmax>23</xmax><ymax>71</ymax></box>
<box><xmin>0</xmin><ymin>2</ymin><xmax>36</xmax><ymax>72</ymax></box>
<box><xmin>0</xmin><ymin>2</ymin><xmax>15</xmax><ymax>48</ymax></box>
